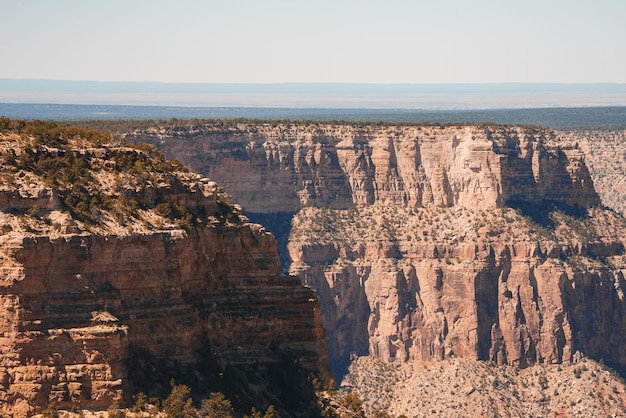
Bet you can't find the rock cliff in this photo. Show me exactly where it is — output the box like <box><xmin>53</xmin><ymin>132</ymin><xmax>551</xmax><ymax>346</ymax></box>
<box><xmin>289</xmin><ymin>204</ymin><xmax>626</xmax><ymax>377</ymax></box>
<box><xmin>0</xmin><ymin>122</ymin><xmax>330</xmax><ymax>417</ymax></box>
<box><xmin>128</xmin><ymin>123</ymin><xmax>599</xmax><ymax>212</ymax></box>
<box><xmin>553</xmin><ymin>129</ymin><xmax>626</xmax><ymax>216</ymax></box>
<box><xmin>126</xmin><ymin>122</ymin><xmax>626</xmax><ymax>380</ymax></box>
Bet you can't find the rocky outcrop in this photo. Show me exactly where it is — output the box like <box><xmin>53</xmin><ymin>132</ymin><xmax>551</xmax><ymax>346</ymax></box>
<box><xmin>288</xmin><ymin>206</ymin><xmax>626</xmax><ymax>376</ymax></box>
<box><xmin>2</xmin><ymin>227</ymin><xmax>328</xmax><ymax>416</ymax></box>
<box><xmin>127</xmin><ymin>123</ymin><xmax>599</xmax><ymax>212</ymax></box>
<box><xmin>552</xmin><ymin>129</ymin><xmax>626</xmax><ymax>216</ymax></box>
<box><xmin>126</xmin><ymin>122</ymin><xmax>626</xmax><ymax>379</ymax></box>
<box><xmin>0</xmin><ymin>126</ymin><xmax>330</xmax><ymax>417</ymax></box>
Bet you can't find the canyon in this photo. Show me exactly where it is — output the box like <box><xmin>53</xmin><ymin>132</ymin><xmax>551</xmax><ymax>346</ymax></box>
<box><xmin>0</xmin><ymin>122</ymin><xmax>330</xmax><ymax>417</ymax></box>
<box><xmin>127</xmin><ymin>122</ymin><xmax>626</xmax><ymax>382</ymax></box>
<box><xmin>2</xmin><ymin>119</ymin><xmax>626</xmax><ymax>416</ymax></box>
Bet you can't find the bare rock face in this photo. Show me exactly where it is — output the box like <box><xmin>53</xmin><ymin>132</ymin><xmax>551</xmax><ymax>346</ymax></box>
<box><xmin>2</xmin><ymin>226</ymin><xmax>328</xmax><ymax>416</ymax></box>
<box><xmin>552</xmin><ymin>129</ymin><xmax>626</xmax><ymax>216</ymax></box>
<box><xmin>0</xmin><ymin>126</ymin><xmax>330</xmax><ymax>417</ymax></box>
<box><xmin>289</xmin><ymin>205</ymin><xmax>626</xmax><ymax>376</ymax></box>
<box><xmin>127</xmin><ymin>123</ymin><xmax>599</xmax><ymax>212</ymax></box>
<box><xmin>127</xmin><ymin>122</ymin><xmax>626</xmax><ymax>380</ymax></box>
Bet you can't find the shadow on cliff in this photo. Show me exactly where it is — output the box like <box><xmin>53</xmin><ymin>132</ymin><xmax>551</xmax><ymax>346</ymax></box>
<box><xmin>246</xmin><ymin>212</ymin><xmax>295</xmax><ymax>272</ymax></box>
<box><xmin>245</xmin><ymin>211</ymin><xmax>371</xmax><ymax>382</ymax></box>
<box><xmin>506</xmin><ymin>199</ymin><xmax>590</xmax><ymax>229</ymax></box>
<box><xmin>126</xmin><ymin>340</ymin><xmax>324</xmax><ymax>417</ymax></box>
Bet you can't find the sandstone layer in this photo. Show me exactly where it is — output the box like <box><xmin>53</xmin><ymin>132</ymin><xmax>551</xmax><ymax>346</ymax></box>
<box><xmin>127</xmin><ymin>123</ymin><xmax>599</xmax><ymax>212</ymax></box>
<box><xmin>126</xmin><ymin>122</ymin><xmax>626</xmax><ymax>380</ymax></box>
<box><xmin>0</xmin><ymin>124</ymin><xmax>330</xmax><ymax>417</ymax></box>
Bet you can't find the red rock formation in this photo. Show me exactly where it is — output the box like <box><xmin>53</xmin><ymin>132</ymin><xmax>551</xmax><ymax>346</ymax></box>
<box><xmin>288</xmin><ymin>208</ymin><xmax>626</xmax><ymax>378</ymax></box>
<box><xmin>127</xmin><ymin>124</ymin><xmax>599</xmax><ymax>212</ymax></box>
<box><xmin>127</xmin><ymin>122</ymin><xmax>626</xmax><ymax>379</ymax></box>
<box><xmin>0</xmin><ymin>130</ymin><xmax>330</xmax><ymax>417</ymax></box>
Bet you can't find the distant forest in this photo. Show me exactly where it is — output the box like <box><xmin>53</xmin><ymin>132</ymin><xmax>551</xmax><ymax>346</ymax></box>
<box><xmin>1</xmin><ymin>103</ymin><xmax>626</xmax><ymax>130</ymax></box>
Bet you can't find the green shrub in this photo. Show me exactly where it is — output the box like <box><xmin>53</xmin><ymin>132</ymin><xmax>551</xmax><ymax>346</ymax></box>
<box><xmin>200</xmin><ymin>392</ymin><xmax>234</xmax><ymax>418</ymax></box>
<box><xmin>41</xmin><ymin>402</ymin><xmax>59</xmax><ymax>418</ymax></box>
<box><xmin>244</xmin><ymin>405</ymin><xmax>276</xmax><ymax>418</ymax></box>
<box><xmin>162</xmin><ymin>380</ymin><xmax>198</xmax><ymax>418</ymax></box>
<box><xmin>340</xmin><ymin>393</ymin><xmax>365</xmax><ymax>417</ymax></box>
<box><xmin>131</xmin><ymin>392</ymin><xmax>148</xmax><ymax>412</ymax></box>
<box><xmin>155</xmin><ymin>200</ymin><xmax>193</xmax><ymax>228</ymax></box>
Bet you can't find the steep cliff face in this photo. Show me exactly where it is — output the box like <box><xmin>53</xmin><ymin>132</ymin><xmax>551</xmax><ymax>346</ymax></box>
<box><xmin>126</xmin><ymin>122</ymin><xmax>626</xmax><ymax>379</ymax></box>
<box><xmin>127</xmin><ymin>123</ymin><xmax>599</xmax><ymax>212</ymax></box>
<box><xmin>553</xmin><ymin>129</ymin><xmax>626</xmax><ymax>216</ymax></box>
<box><xmin>288</xmin><ymin>205</ymin><xmax>626</xmax><ymax>376</ymax></box>
<box><xmin>0</xmin><ymin>124</ymin><xmax>330</xmax><ymax>417</ymax></box>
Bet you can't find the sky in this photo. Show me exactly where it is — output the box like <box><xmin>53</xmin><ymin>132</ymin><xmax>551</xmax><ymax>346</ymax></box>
<box><xmin>1</xmin><ymin>0</ymin><xmax>625</xmax><ymax>84</ymax></box>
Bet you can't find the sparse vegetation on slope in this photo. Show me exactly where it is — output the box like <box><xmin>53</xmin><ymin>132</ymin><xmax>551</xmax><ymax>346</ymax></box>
<box><xmin>342</xmin><ymin>356</ymin><xmax>626</xmax><ymax>418</ymax></box>
<box><xmin>290</xmin><ymin>204</ymin><xmax>625</xmax><ymax>262</ymax></box>
<box><xmin>0</xmin><ymin>119</ymin><xmax>241</xmax><ymax>235</ymax></box>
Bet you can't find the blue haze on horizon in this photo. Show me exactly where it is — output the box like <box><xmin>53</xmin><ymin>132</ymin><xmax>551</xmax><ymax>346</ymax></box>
<box><xmin>1</xmin><ymin>79</ymin><xmax>625</xmax><ymax>109</ymax></box>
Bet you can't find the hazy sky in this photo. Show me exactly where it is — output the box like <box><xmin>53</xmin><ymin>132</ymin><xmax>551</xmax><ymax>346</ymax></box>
<box><xmin>1</xmin><ymin>0</ymin><xmax>625</xmax><ymax>84</ymax></box>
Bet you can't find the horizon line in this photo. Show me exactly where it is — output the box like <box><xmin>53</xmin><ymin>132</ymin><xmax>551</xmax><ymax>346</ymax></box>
<box><xmin>2</xmin><ymin>79</ymin><xmax>626</xmax><ymax>110</ymax></box>
<box><xmin>2</xmin><ymin>78</ymin><xmax>626</xmax><ymax>86</ymax></box>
